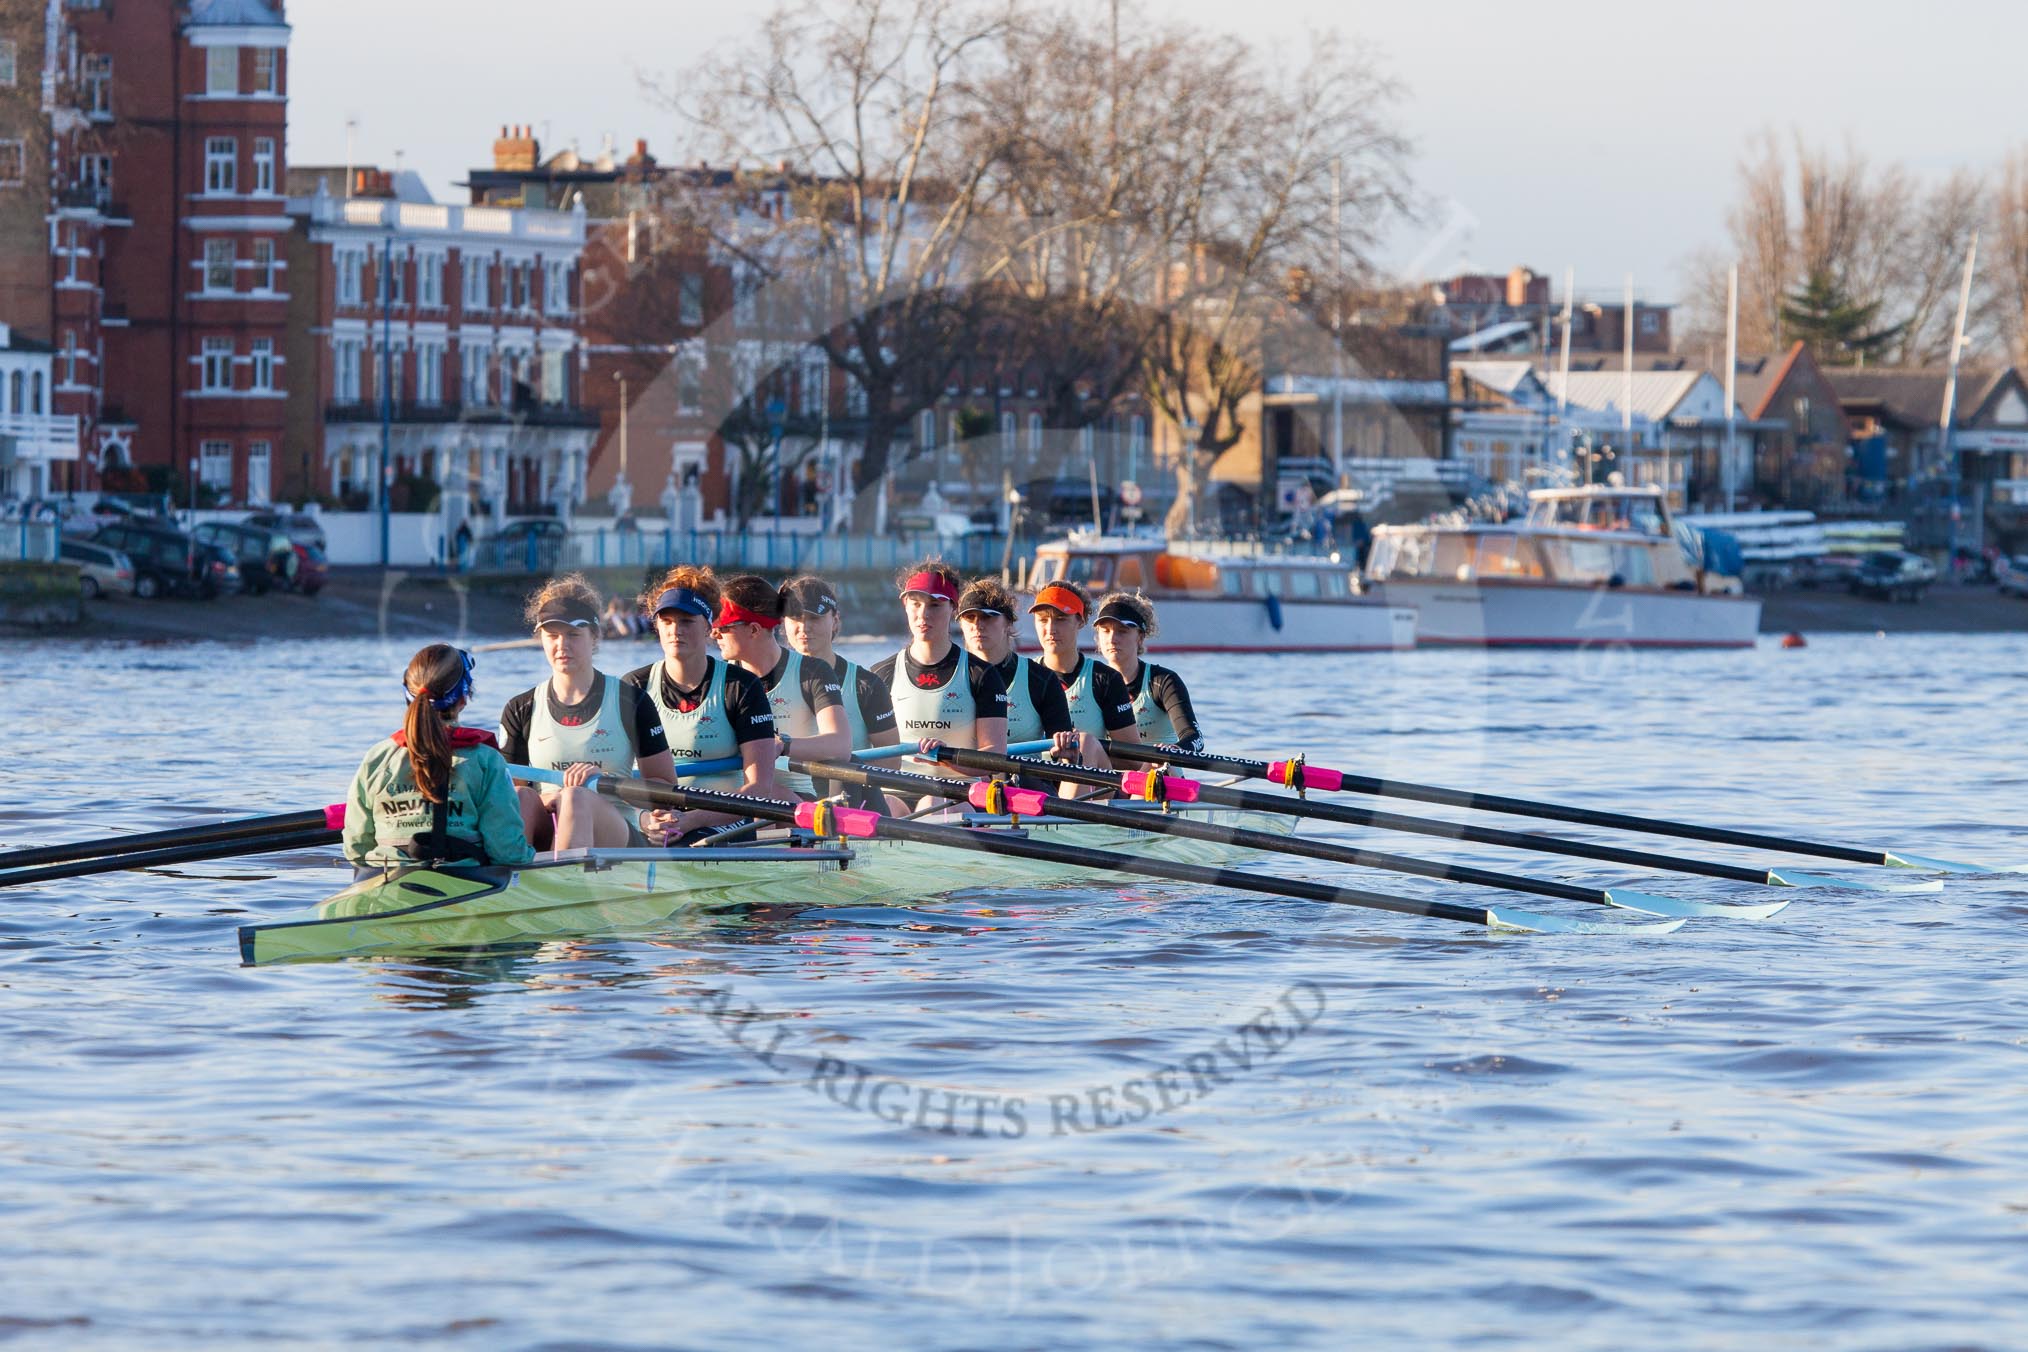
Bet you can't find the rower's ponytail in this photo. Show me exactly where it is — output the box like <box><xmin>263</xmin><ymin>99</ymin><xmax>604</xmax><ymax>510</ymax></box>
<box><xmin>403</xmin><ymin>644</ymin><xmax>471</xmax><ymax>804</ymax></box>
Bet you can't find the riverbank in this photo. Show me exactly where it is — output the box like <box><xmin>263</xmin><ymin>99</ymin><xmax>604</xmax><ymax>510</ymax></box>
<box><xmin>9</xmin><ymin>566</ymin><xmax>2027</xmax><ymax>642</ymax></box>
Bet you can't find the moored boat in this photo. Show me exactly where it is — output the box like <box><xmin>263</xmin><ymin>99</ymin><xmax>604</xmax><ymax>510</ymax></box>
<box><xmin>238</xmin><ymin>804</ymin><xmax>1292</xmax><ymax>964</ymax></box>
<box><xmin>1020</xmin><ymin>534</ymin><xmax>1416</xmax><ymax>653</ymax></box>
<box><xmin>1362</xmin><ymin>485</ymin><xmax>1762</xmax><ymax>648</ymax></box>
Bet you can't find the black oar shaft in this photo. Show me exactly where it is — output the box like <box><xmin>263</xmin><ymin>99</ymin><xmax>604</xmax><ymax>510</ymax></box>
<box><xmin>801</xmin><ymin>759</ymin><xmax>1611</xmax><ymax>907</ymax></box>
<box><xmin>0</xmin><ymin>810</ymin><xmax>334</xmax><ymax>873</ymax></box>
<box><xmin>593</xmin><ymin>778</ymin><xmax>1501</xmax><ymax>927</ymax></box>
<box><xmin>931</xmin><ymin>747</ymin><xmax>1773</xmax><ymax>885</ymax></box>
<box><xmin>1104</xmin><ymin>741</ymin><xmax>1887</xmax><ymax>866</ymax></box>
<box><xmin>0</xmin><ymin>829</ymin><xmax>341</xmax><ymax>890</ymax></box>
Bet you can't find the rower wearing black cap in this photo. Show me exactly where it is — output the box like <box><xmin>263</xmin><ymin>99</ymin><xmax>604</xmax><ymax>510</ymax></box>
<box><xmin>1093</xmin><ymin>590</ymin><xmax>1204</xmax><ymax>752</ymax></box>
<box><xmin>779</xmin><ymin>573</ymin><xmax>898</xmax><ymax>757</ymax></box>
<box><xmin>956</xmin><ymin>575</ymin><xmax>1077</xmax><ymax>753</ymax></box>
<box><xmin>622</xmin><ymin>565</ymin><xmax>779</xmax><ymax>841</ymax></box>
<box><xmin>498</xmin><ymin>573</ymin><xmax>679</xmax><ymax>849</ymax></box>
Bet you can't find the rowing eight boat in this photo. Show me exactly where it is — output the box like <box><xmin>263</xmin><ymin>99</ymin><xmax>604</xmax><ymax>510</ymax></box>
<box><xmin>238</xmin><ymin>804</ymin><xmax>1292</xmax><ymax>965</ymax></box>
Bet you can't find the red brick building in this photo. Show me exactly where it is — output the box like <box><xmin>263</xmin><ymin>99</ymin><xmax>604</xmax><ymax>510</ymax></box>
<box><xmin>0</xmin><ymin>0</ymin><xmax>290</xmax><ymax>500</ymax></box>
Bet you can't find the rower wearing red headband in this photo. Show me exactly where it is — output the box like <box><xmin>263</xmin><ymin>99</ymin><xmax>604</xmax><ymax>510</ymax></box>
<box><xmin>872</xmin><ymin>558</ymin><xmax>1008</xmax><ymax>778</ymax></box>
<box><xmin>1029</xmin><ymin>578</ymin><xmax>1139</xmax><ymax>762</ymax></box>
<box><xmin>713</xmin><ymin>574</ymin><xmax>851</xmax><ymax>799</ymax></box>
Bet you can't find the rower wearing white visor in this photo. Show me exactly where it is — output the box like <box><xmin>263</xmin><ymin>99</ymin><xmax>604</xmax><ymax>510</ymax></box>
<box><xmin>712</xmin><ymin>574</ymin><xmax>851</xmax><ymax>800</ymax></box>
<box><xmin>622</xmin><ymin>565</ymin><xmax>779</xmax><ymax>842</ymax></box>
<box><xmin>1028</xmin><ymin>578</ymin><xmax>1139</xmax><ymax>771</ymax></box>
<box><xmin>872</xmin><ymin>558</ymin><xmax>1008</xmax><ymax>786</ymax></box>
<box><xmin>498</xmin><ymin>573</ymin><xmax>678</xmax><ymax>850</ymax></box>
<box><xmin>1093</xmin><ymin>591</ymin><xmax>1204</xmax><ymax>752</ymax></box>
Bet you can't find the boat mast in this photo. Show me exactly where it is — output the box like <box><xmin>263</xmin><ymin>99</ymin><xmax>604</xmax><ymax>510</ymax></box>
<box><xmin>1622</xmin><ymin>273</ymin><xmax>1635</xmax><ymax>494</ymax></box>
<box><xmin>1937</xmin><ymin>232</ymin><xmax>1978</xmax><ymax>542</ymax></box>
<box><xmin>1557</xmin><ymin>268</ymin><xmax>1573</xmax><ymax>482</ymax></box>
<box><xmin>1723</xmin><ymin>263</ymin><xmax>1738</xmax><ymax>512</ymax></box>
<box><xmin>1331</xmin><ymin>157</ymin><xmax>1344</xmax><ymax>493</ymax></box>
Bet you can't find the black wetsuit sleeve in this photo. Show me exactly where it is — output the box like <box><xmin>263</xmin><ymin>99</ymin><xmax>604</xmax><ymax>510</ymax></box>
<box><xmin>1149</xmin><ymin>666</ymin><xmax>1204</xmax><ymax>750</ymax></box>
<box><xmin>497</xmin><ymin>690</ymin><xmax>536</xmax><ymax>766</ymax></box>
<box><xmin>968</xmin><ymin>660</ymin><xmax>1010</xmax><ymax>720</ymax></box>
<box><xmin>622</xmin><ymin>680</ymin><xmax>670</xmax><ymax>759</ymax></box>
<box><xmin>1028</xmin><ymin>663</ymin><xmax>1076</xmax><ymax>734</ymax></box>
<box><xmin>1091</xmin><ymin>663</ymin><xmax>1139</xmax><ymax>733</ymax></box>
<box><xmin>801</xmin><ymin>662</ymin><xmax>844</xmax><ymax>714</ymax></box>
<box><xmin>856</xmin><ymin>668</ymin><xmax>898</xmax><ymax>737</ymax></box>
<box><xmin>723</xmin><ymin>668</ymin><xmax>780</xmax><ymax>746</ymax></box>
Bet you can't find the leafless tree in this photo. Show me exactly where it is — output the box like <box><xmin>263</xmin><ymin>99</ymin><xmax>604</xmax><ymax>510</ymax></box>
<box><xmin>1990</xmin><ymin>149</ymin><xmax>2028</xmax><ymax>367</ymax></box>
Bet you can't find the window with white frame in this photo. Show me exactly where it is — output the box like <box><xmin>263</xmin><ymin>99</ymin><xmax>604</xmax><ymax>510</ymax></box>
<box><xmin>204</xmin><ymin>137</ymin><xmax>235</xmax><ymax>194</ymax></box>
<box><xmin>0</xmin><ymin>39</ymin><xmax>15</xmax><ymax>87</ymax></box>
<box><xmin>252</xmin><ymin>138</ymin><xmax>275</xmax><ymax>195</ymax></box>
<box><xmin>200</xmin><ymin>337</ymin><xmax>233</xmax><ymax>391</ymax></box>
<box><xmin>335</xmin><ymin>339</ymin><xmax>362</xmax><ymax>400</ymax></box>
<box><xmin>845</xmin><ymin>378</ymin><xmax>866</xmax><ymax>416</ymax></box>
<box><xmin>253</xmin><ymin>49</ymin><xmax>277</xmax><ymax>95</ymax></box>
<box><xmin>799</xmin><ymin>356</ymin><xmax>826</xmax><ymax>416</ymax></box>
<box><xmin>544</xmin><ymin>260</ymin><xmax>567</xmax><ymax>314</ymax></box>
<box><xmin>1026</xmin><ymin>412</ymin><xmax>1043</xmax><ymax>450</ymax></box>
<box><xmin>81</xmin><ymin>54</ymin><xmax>111</xmax><ymax>115</ymax></box>
<box><xmin>464</xmin><ymin>344</ymin><xmax>490</xmax><ymax>401</ymax></box>
<box><xmin>28</xmin><ymin>371</ymin><xmax>41</xmax><ymax>412</ymax></box>
<box><xmin>251</xmin><ymin>238</ymin><xmax>275</xmax><ymax>292</ymax></box>
<box><xmin>680</xmin><ymin>274</ymin><xmax>705</xmax><ymax>326</ymax></box>
<box><xmin>418</xmin><ymin>252</ymin><xmax>443</xmax><ymax>307</ymax></box>
<box><xmin>0</xmin><ymin>141</ymin><xmax>23</xmax><ymax>186</ymax></box>
<box><xmin>250</xmin><ymin>338</ymin><xmax>273</xmax><ymax>390</ymax></box>
<box><xmin>206</xmin><ymin>46</ymin><xmax>237</xmax><ymax>96</ymax></box>
<box><xmin>462</xmin><ymin>254</ymin><xmax>488</xmax><ymax>310</ymax></box>
<box><xmin>676</xmin><ymin>354</ymin><xmax>702</xmax><ymax>415</ymax></box>
<box><xmin>78</xmin><ymin>153</ymin><xmax>111</xmax><ymax>205</ymax></box>
<box><xmin>246</xmin><ymin>442</ymin><xmax>271</xmax><ymax>504</ymax></box>
<box><xmin>541</xmin><ymin>350</ymin><xmax>566</xmax><ymax>405</ymax></box>
<box><xmin>203</xmin><ymin>238</ymin><xmax>234</xmax><ymax>292</ymax></box>
<box><xmin>417</xmin><ymin>343</ymin><xmax>442</xmax><ymax>404</ymax></box>
<box><xmin>62</xmin><ymin>330</ymin><xmax>76</xmax><ymax>385</ymax></box>
<box><xmin>375</xmin><ymin>247</ymin><xmax>404</xmax><ymax>305</ymax></box>
<box><xmin>918</xmin><ymin>409</ymin><xmax>936</xmax><ymax>450</ymax></box>
<box><xmin>200</xmin><ymin>440</ymin><xmax>233</xmax><ymax>490</ymax></box>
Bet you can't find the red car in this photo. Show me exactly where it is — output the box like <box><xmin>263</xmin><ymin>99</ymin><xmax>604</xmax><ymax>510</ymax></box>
<box><xmin>289</xmin><ymin>542</ymin><xmax>328</xmax><ymax>596</ymax></box>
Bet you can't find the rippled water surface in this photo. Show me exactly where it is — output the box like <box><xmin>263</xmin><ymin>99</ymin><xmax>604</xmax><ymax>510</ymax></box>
<box><xmin>3</xmin><ymin>630</ymin><xmax>2025</xmax><ymax>1350</ymax></box>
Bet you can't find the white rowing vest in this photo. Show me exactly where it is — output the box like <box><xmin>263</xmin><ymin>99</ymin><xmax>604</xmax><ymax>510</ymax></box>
<box><xmin>888</xmin><ymin>647</ymin><xmax>978</xmax><ymax>749</ymax></box>
<box><xmin>1058</xmin><ymin>657</ymin><xmax>1109</xmax><ymax>738</ymax></box>
<box><xmin>640</xmin><ymin>659</ymin><xmax>744</xmax><ymax>791</ymax></box>
<box><xmin>525</xmin><ymin>672</ymin><xmax>636</xmax><ymax>777</ymax></box>
<box><xmin>998</xmin><ymin>654</ymin><xmax>1050</xmax><ymax>743</ymax></box>
<box><xmin>1130</xmin><ymin>662</ymin><xmax>1179</xmax><ymax>745</ymax></box>
<box><xmin>763</xmin><ymin>648</ymin><xmax>821</xmax><ymax>799</ymax></box>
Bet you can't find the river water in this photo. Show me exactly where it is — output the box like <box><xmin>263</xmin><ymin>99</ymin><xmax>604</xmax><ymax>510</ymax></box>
<box><xmin>2</xmin><ymin>627</ymin><xmax>2024</xmax><ymax>1349</ymax></box>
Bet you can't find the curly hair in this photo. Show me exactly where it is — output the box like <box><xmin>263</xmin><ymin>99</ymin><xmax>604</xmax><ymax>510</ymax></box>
<box><xmin>638</xmin><ymin>564</ymin><xmax>722</xmax><ymax>617</ymax></box>
<box><xmin>523</xmin><ymin>572</ymin><xmax>603</xmax><ymax>636</ymax></box>
<box><xmin>1094</xmin><ymin>589</ymin><xmax>1159</xmax><ymax>641</ymax></box>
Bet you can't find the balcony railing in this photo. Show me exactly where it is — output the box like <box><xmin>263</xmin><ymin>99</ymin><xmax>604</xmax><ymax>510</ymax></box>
<box><xmin>324</xmin><ymin>399</ymin><xmax>600</xmax><ymax>429</ymax></box>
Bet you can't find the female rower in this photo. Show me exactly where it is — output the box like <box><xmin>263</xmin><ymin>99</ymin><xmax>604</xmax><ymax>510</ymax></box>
<box><xmin>498</xmin><ymin>574</ymin><xmax>679</xmax><ymax>850</ymax></box>
<box><xmin>344</xmin><ymin>644</ymin><xmax>534</xmax><ymax>868</ymax></box>
<box><xmin>713</xmin><ymin>574</ymin><xmax>852</xmax><ymax>798</ymax></box>
<box><xmin>780</xmin><ymin>574</ymin><xmax>898</xmax><ymax>755</ymax></box>
<box><xmin>624</xmin><ymin>566</ymin><xmax>779</xmax><ymax>840</ymax></box>
<box><xmin>1093</xmin><ymin>591</ymin><xmax>1205</xmax><ymax>752</ymax></box>
<box><xmin>871</xmin><ymin>559</ymin><xmax>1008</xmax><ymax>777</ymax></box>
<box><xmin>956</xmin><ymin>575</ymin><xmax>1079</xmax><ymax>757</ymax></box>
<box><xmin>1028</xmin><ymin>578</ymin><xmax>1139</xmax><ymax>764</ymax></box>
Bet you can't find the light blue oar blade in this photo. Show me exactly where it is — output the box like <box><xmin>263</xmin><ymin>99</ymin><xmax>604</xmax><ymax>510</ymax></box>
<box><xmin>1483</xmin><ymin>906</ymin><xmax>1686</xmax><ymax>936</ymax></box>
<box><xmin>1883</xmin><ymin>851</ymin><xmax>1995</xmax><ymax>874</ymax></box>
<box><xmin>853</xmin><ymin>739</ymin><xmax>1053</xmax><ymax>763</ymax></box>
<box><xmin>1604</xmin><ymin>888</ymin><xmax>1791</xmax><ymax>920</ymax></box>
<box><xmin>1768</xmin><ymin>868</ymin><xmax>1943</xmax><ymax>894</ymax></box>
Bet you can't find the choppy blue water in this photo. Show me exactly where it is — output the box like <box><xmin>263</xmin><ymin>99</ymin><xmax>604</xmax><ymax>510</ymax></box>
<box><xmin>3</xmin><ymin>629</ymin><xmax>2025</xmax><ymax>1350</ymax></box>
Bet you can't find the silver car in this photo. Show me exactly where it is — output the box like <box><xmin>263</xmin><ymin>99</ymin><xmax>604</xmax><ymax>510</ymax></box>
<box><xmin>1997</xmin><ymin>554</ymin><xmax>2028</xmax><ymax>598</ymax></box>
<box><xmin>59</xmin><ymin>538</ymin><xmax>136</xmax><ymax>599</ymax></box>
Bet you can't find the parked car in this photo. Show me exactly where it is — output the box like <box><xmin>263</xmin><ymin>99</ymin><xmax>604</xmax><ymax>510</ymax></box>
<box><xmin>1996</xmin><ymin>554</ymin><xmax>2028</xmax><ymax>599</ymax></box>
<box><xmin>289</xmin><ymin>542</ymin><xmax>328</xmax><ymax>597</ymax></box>
<box><xmin>91</xmin><ymin>523</ymin><xmax>234</xmax><ymax>599</ymax></box>
<box><xmin>478</xmin><ymin>518</ymin><xmax>570</xmax><ymax>571</ymax></box>
<box><xmin>58</xmin><ymin>538</ymin><xmax>136</xmax><ymax>599</ymax></box>
<box><xmin>242</xmin><ymin>508</ymin><xmax>328</xmax><ymax>554</ymax></box>
<box><xmin>1849</xmin><ymin>550</ymin><xmax>1937</xmax><ymax>602</ymax></box>
<box><xmin>1792</xmin><ymin>553</ymin><xmax>1861</xmax><ymax>590</ymax></box>
<box><xmin>194</xmin><ymin>522</ymin><xmax>295</xmax><ymax>595</ymax></box>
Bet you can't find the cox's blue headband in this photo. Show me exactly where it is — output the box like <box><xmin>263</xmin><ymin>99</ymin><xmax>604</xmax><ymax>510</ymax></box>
<box><xmin>653</xmin><ymin>587</ymin><xmax>714</xmax><ymax>620</ymax></box>
<box><xmin>406</xmin><ymin>649</ymin><xmax>476</xmax><ymax>712</ymax></box>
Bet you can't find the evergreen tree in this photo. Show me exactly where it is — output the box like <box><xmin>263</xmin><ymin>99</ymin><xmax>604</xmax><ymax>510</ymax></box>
<box><xmin>1781</xmin><ymin>268</ymin><xmax>1906</xmax><ymax>364</ymax></box>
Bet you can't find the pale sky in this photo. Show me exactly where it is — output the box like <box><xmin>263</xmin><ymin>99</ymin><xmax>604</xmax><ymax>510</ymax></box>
<box><xmin>289</xmin><ymin>0</ymin><xmax>2028</xmax><ymax>304</ymax></box>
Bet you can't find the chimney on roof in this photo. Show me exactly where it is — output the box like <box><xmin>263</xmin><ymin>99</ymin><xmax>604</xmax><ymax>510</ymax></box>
<box><xmin>352</xmin><ymin>167</ymin><xmax>394</xmax><ymax>199</ymax></box>
<box><xmin>494</xmin><ymin>123</ymin><xmax>539</xmax><ymax>173</ymax></box>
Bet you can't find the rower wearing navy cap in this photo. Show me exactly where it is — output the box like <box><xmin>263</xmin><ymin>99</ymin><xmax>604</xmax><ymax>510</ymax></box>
<box><xmin>621</xmin><ymin>565</ymin><xmax>779</xmax><ymax>841</ymax></box>
<box><xmin>872</xmin><ymin>558</ymin><xmax>1008</xmax><ymax>779</ymax></box>
<box><xmin>780</xmin><ymin>573</ymin><xmax>899</xmax><ymax>759</ymax></box>
<box><xmin>1093</xmin><ymin>591</ymin><xmax>1204</xmax><ymax>752</ymax></box>
<box><xmin>956</xmin><ymin>575</ymin><xmax>1078</xmax><ymax>754</ymax></box>
<box><xmin>498</xmin><ymin>573</ymin><xmax>678</xmax><ymax>850</ymax></box>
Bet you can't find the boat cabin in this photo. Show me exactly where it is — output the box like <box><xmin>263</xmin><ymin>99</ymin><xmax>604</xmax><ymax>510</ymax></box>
<box><xmin>1028</xmin><ymin>535</ymin><xmax>1359</xmax><ymax>601</ymax></box>
<box><xmin>1366</xmin><ymin>486</ymin><xmax>1709</xmax><ymax>591</ymax></box>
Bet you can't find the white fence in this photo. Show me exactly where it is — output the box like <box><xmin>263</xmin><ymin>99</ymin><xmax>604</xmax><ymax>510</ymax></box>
<box><xmin>1</xmin><ymin>520</ymin><xmax>58</xmax><ymax>563</ymax></box>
